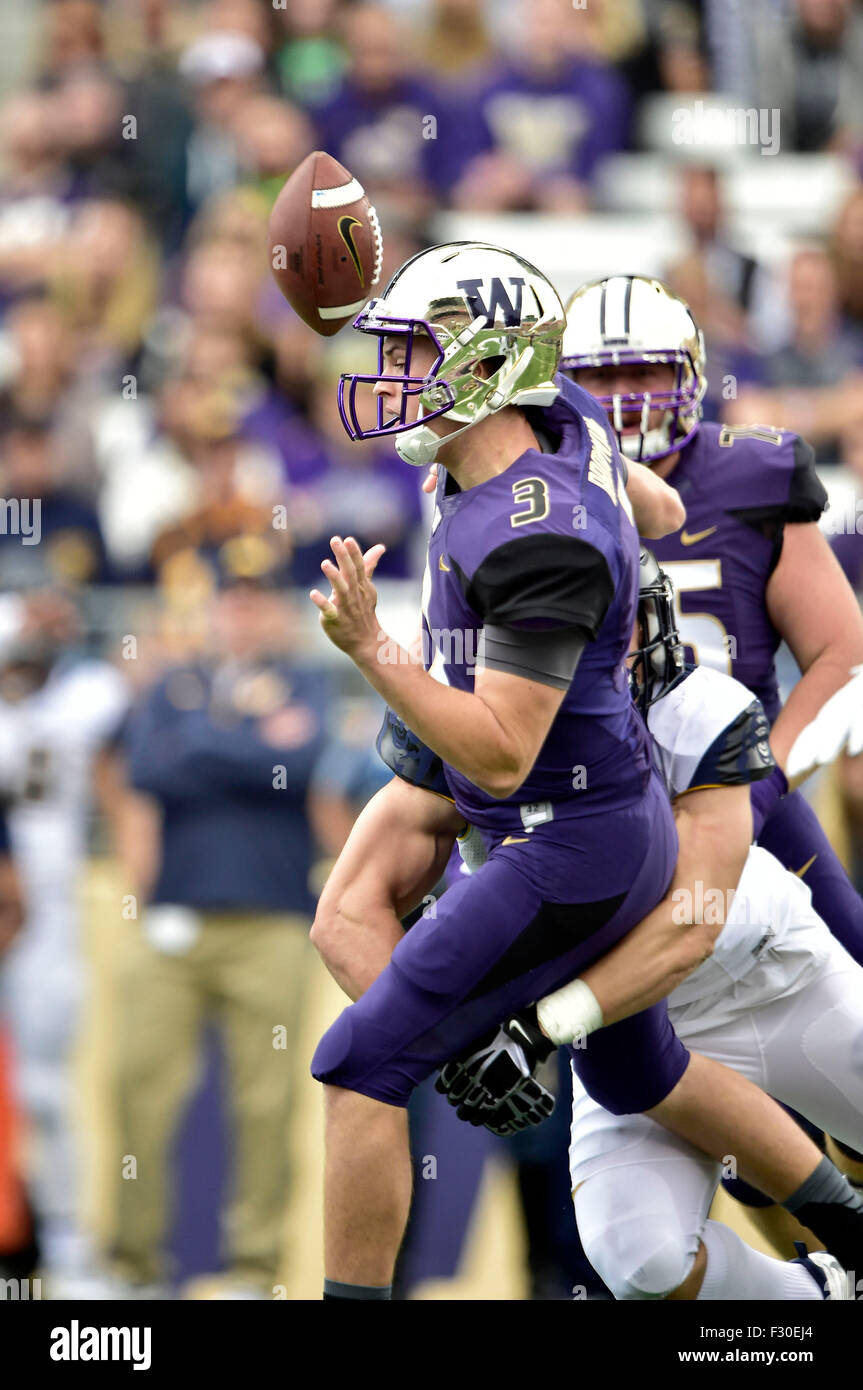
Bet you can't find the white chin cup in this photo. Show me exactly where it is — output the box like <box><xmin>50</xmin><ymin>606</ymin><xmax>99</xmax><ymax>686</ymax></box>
<box><xmin>394</xmin><ymin>425</ymin><xmax>445</xmax><ymax>467</ymax></box>
<box><xmin>619</xmin><ymin>413</ymin><xmax>674</xmax><ymax>463</ymax></box>
<box><xmin>394</xmin><ymin>408</ymin><xmax>489</xmax><ymax>467</ymax></box>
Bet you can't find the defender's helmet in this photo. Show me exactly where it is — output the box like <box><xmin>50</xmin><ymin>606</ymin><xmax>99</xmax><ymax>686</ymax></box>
<box><xmin>561</xmin><ymin>275</ymin><xmax>706</xmax><ymax>465</ymax></box>
<box><xmin>630</xmin><ymin>549</ymin><xmax>686</xmax><ymax>714</ymax></box>
<box><xmin>338</xmin><ymin>241</ymin><xmax>565</xmax><ymax>466</ymax></box>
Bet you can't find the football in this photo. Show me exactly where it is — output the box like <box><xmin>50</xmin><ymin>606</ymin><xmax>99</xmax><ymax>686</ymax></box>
<box><xmin>267</xmin><ymin>150</ymin><xmax>384</xmax><ymax>337</ymax></box>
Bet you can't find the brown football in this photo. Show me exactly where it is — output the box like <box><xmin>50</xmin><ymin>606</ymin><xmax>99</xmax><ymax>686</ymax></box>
<box><xmin>267</xmin><ymin>150</ymin><xmax>384</xmax><ymax>337</ymax></box>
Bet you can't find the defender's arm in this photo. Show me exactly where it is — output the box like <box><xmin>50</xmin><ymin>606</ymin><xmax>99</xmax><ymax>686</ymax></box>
<box><xmin>538</xmin><ymin>784</ymin><xmax>752</xmax><ymax>1041</ymax></box>
<box><xmin>580</xmin><ymin>784</ymin><xmax>751</xmax><ymax>1021</ymax></box>
<box><xmin>310</xmin><ymin>775</ymin><xmax>462</xmax><ymax>1000</ymax></box>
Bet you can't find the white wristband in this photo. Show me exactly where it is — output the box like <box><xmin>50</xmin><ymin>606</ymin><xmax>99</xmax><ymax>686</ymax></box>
<box><xmin>536</xmin><ymin>978</ymin><xmax>603</xmax><ymax>1046</ymax></box>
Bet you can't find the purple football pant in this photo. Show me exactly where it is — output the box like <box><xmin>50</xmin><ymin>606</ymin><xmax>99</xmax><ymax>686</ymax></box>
<box><xmin>312</xmin><ymin>770</ymin><xmax>688</xmax><ymax>1109</ymax></box>
<box><xmin>568</xmin><ymin>996</ymin><xmax>691</xmax><ymax>1116</ymax></box>
<box><xmin>758</xmin><ymin>789</ymin><xmax>863</xmax><ymax>966</ymax></box>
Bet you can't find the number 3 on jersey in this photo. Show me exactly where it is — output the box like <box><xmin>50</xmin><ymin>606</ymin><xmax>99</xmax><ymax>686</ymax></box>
<box><xmin>510</xmin><ymin>477</ymin><xmax>549</xmax><ymax>528</ymax></box>
<box><xmin>661</xmin><ymin>559</ymin><xmax>733</xmax><ymax>675</ymax></box>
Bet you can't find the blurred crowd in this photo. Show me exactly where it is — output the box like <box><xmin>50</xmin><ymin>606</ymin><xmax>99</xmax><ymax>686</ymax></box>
<box><xmin>0</xmin><ymin>0</ymin><xmax>860</xmax><ymax>1300</ymax></box>
<box><xmin>0</xmin><ymin>0</ymin><xmax>862</xmax><ymax>601</ymax></box>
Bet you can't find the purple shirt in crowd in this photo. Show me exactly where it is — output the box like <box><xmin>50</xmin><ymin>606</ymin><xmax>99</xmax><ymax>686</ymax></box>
<box><xmin>463</xmin><ymin>56</ymin><xmax>631</xmax><ymax>184</ymax></box>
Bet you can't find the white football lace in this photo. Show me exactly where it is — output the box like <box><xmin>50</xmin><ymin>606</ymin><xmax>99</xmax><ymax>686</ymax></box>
<box><xmin>367</xmin><ymin>201</ymin><xmax>384</xmax><ymax>286</ymax></box>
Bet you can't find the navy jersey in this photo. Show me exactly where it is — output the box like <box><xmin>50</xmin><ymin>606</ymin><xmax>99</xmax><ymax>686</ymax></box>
<box><xmin>124</xmin><ymin>660</ymin><xmax>327</xmax><ymax>913</ymax></box>
<box><xmin>645</xmin><ymin>664</ymin><xmax>775</xmax><ymax>799</ymax></box>
<box><xmin>650</xmin><ymin>422</ymin><xmax>826</xmax><ymax>722</ymax></box>
<box><xmin>422</xmin><ymin>377</ymin><xmax>653</xmax><ymax>832</ymax></box>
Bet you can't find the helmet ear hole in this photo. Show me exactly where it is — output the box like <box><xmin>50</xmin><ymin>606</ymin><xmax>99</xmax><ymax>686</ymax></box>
<box><xmin>475</xmin><ymin>355</ymin><xmax>506</xmax><ymax>381</ymax></box>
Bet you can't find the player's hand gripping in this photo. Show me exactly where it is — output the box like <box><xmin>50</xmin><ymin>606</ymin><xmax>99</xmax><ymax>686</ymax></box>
<box><xmin>436</xmin><ymin>1011</ymin><xmax>557</xmax><ymax>1135</ymax></box>
<box><xmin>310</xmin><ymin>536</ymin><xmax>386</xmax><ymax>662</ymax></box>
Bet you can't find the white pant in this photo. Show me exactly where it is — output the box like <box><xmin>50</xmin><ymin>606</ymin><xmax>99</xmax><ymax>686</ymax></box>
<box><xmin>569</xmin><ymin>912</ymin><xmax>863</xmax><ymax>1300</ymax></box>
<box><xmin>0</xmin><ymin>910</ymin><xmax>86</xmax><ymax>1271</ymax></box>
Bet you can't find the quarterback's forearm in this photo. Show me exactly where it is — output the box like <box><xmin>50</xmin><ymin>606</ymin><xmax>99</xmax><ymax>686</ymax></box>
<box><xmin>352</xmin><ymin>643</ymin><xmax>561</xmax><ymax>798</ymax></box>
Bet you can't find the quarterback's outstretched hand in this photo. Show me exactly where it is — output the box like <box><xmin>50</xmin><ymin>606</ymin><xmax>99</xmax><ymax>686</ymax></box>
<box><xmin>436</xmin><ymin>1012</ymin><xmax>557</xmax><ymax>1133</ymax></box>
<box><xmin>310</xmin><ymin>536</ymin><xmax>386</xmax><ymax>661</ymax></box>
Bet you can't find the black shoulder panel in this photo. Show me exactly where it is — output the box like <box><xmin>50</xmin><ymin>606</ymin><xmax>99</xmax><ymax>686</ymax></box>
<box><xmin>463</xmin><ymin>533</ymin><xmax>615</xmax><ymax>638</ymax></box>
<box><xmin>728</xmin><ymin>436</ymin><xmax>826</xmax><ymax>534</ymax></box>
<box><xmin>788</xmin><ymin>436</ymin><xmax>829</xmax><ymax>522</ymax></box>
<box><xmin>689</xmin><ymin>697</ymin><xmax>776</xmax><ymax>790</ymax></box>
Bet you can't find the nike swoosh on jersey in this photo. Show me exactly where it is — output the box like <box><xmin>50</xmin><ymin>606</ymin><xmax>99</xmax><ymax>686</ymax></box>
<box><xmin>501</xmin><ymin>835</ymin><xmax>530</xmax><ymax>846</ymax></box>
<box><xmin>680</xmin><ymin>525</ymin><xmax>719</xmax><ymax>546</ymax></box>
<box><xmin>438</xmin><ymin>555</ymin><xmax>451</xmax><ymax>571</ymax></box>
<box><xmin>793</xmin><ymin>853</ymin><xmax>818</xmax><ymax>877</ymax></box>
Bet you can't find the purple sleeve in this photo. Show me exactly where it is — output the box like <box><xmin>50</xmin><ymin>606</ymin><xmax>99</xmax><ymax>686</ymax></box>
<box><xmin>571</xmin><ymin>1002</ymin><xmax>690</xmax><ymax>1114</ymax></box>
<box><xmin>831</xmin><ymin>531</ymin><xmax>863</xmax><ymax>592</ymax></box>
<box><xmin>750</xmin><ymin>765</ymin><xmax>788</xmax><ymax>839</ymax></box>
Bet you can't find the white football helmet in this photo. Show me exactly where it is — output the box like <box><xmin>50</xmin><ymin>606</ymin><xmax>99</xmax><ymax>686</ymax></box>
<box><xmin>561</xmin><ymin>275</ymin><xmax>707</xmax><ymax>464</ymax></box>
<box><xmin>338</xmin><ymin>242</ymin><xmax>565</xmax><ymax>466</ymax></box>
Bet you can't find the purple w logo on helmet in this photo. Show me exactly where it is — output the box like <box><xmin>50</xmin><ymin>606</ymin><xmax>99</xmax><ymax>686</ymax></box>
<box><xmin>456</xmin><ymin>277</ymin><xmax>526</xmax><ymax>326</ymax></box>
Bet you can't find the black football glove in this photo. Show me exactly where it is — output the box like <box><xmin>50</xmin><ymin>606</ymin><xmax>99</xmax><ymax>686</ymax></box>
<box><xmin>466</xmin><ymin>1072</ymin><xmax>556</xmax><ymax>1136</ymax></box>
<box><xmin>435</xmin><ymin>1009</ymin><xmax>557</xmax><ymax>1127</ymax></box>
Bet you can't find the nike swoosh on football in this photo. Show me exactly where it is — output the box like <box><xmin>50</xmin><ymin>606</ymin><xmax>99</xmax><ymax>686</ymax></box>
<box><xmin>337</xmin><ymin>215</ymin><xmax>364</xmax><ymax>284</ymax></box>
<box><xmin>680</xmin><ymin>525</ymin><xmax>719</xmax><ymax>546</ymax></box>
<box><xmin>501</xmin><ymin>835</ymin><xmax>530</xmax><ymax>846</ymax></box>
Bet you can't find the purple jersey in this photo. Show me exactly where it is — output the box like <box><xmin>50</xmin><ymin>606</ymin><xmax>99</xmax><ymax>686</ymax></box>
<box><xmin>465</xmin><ymin>57</ymin><xmax>631</xmax><ymax>184</ymax></box>
<box><xmin>648</xmin><ymin>423</ymin><xmax>863</xmax><ymax>985</ymax></box>
<box><xmin>423</xmin><ymin>377</ymin><xmax>653</xmax><ymax>833</ymax></box>
<box><xmin>308</xmin><ymin>77</ymin><xmax>466</xmax><ymax>194</ymax></box>
<box><xmin>650</xmin><ymin>422</ymin><xmax>826</xmax><ymax>722</ymax></box>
